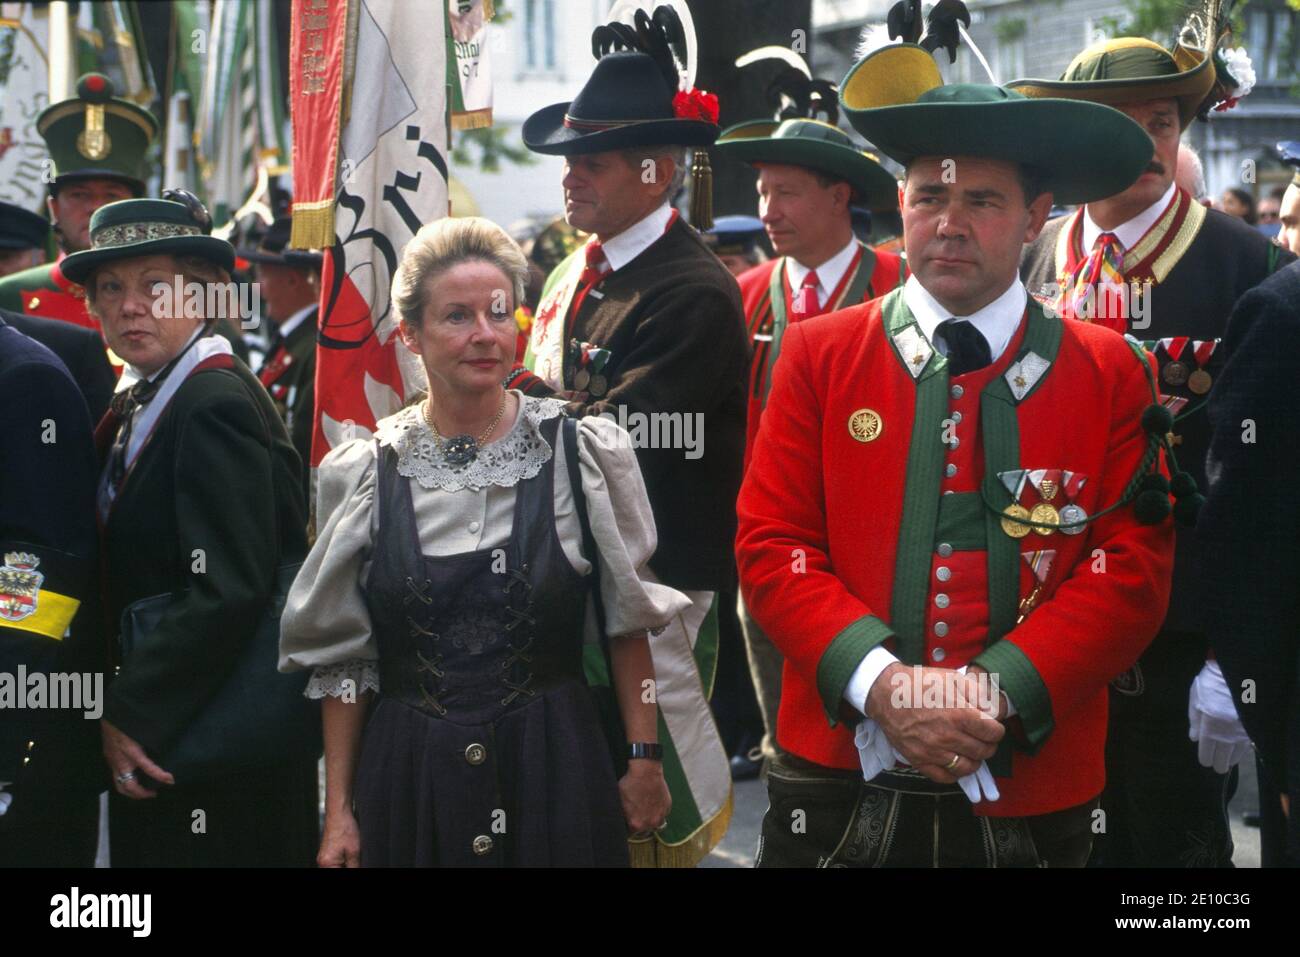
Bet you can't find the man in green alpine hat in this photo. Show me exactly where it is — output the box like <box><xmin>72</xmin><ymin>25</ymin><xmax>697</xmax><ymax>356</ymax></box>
<box><xmin>1014</xmin><ymin>25</ymin><xmax>1295</xmax><ymax>868</ymax></box>
<box><xmin>737</xmin><ymin>37</ymin><xmax>1177</xmax><ymax>867</ymax></box>
<box><xmin>715</xmin><ymin>95</ymin><xmax>908</xmax><ymax>771</ymax></box>
<box><xmin>0</xmin><ymin>73</ymin><xmax>157</xmax><ymax>369</ymax></box>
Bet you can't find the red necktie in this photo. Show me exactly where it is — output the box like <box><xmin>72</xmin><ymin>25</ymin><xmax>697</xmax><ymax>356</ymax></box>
<box><xmin>794</xmin><ymin>269</ymin><xmax>821</xmax><ymax>318</ymax></box>
<box><xmin>579</xmin><ymin>240</ymin><xmax>609</xmax><ymax>288</ymax></box>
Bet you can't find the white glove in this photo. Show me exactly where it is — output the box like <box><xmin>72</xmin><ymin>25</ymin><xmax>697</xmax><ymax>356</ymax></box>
<box><xmin>854</xmin><ymin>717</ymin><xmax>898</xmax><ymax>781</ymax></box>
<box><xmin>853</xmin><ymin>718</ymin><xmax>1000</xmax><ymax>803</ymax></box>
<box><xmin>0</xmin><ymin>786</ymin><xmax>11</xmax><ymax>817</ymax></box>
<box><xmin>1188</xmin><ymin>660</ymin><xmax>1253</xmax><ymax>774</ymax></box>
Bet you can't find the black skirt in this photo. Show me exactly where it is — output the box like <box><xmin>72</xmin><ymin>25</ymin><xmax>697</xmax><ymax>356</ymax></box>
<box><xmin>354</xmin><ymin>680</ymin><xmax>628</xmax><ymax>867</ymax></box>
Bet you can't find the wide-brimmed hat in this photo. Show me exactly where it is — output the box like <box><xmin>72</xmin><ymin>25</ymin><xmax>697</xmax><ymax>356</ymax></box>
<box><xmin>0</xmin><ymin>202</ymin><xmax>51</xmax><ymax>250</ymax></box>
<box><xmin>841</xmin><ymin>44</ymin><xmax>1153</xmax><ymax>206</ymax></box>
<box><xmin>237</xmin><ymin>217</ymin><xmax>324</xmax><ymax>269</ymax></box>
<box><xmin>61</xmin><ymin>194</ymin><xmax>234</xmax><ymax>285</ymax></box>
<box><xmin>37</xmin><ymin>73</ymin><xmax>158</xmax><ymax>196</ymax></box>
<box><xmin>716</xmin><ymin>117</ymin><xmax>898</xmax><ymax>211</ymax></box>
<box><xmin>523</xmin><ymin>51</ymin><xmax>718</xmax><ymax>155</ymax></box>
<box><xmin>1007</xmin><ymin>37</ymin><xmax>1216</xmax><ymax>131</ymax></box>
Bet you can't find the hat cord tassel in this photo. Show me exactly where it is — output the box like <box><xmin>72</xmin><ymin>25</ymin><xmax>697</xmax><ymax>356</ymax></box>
<box><xmin>689</xmin><ymin>148</ymin><xmax>713</xmax><ymax>231</ymax></box>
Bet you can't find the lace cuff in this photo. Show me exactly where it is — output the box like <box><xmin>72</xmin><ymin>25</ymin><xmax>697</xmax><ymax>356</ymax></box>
<box><xmin>305</xmin><ymin>659</ymin><xmax>381</xmax><ymax>699</ymax></box>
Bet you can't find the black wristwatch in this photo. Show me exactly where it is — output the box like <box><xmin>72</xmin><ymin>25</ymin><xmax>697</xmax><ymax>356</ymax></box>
<box><xmin>626</xmin><ymin>742</ymin><xmax>663</xmax><ymax>761</ymax></box>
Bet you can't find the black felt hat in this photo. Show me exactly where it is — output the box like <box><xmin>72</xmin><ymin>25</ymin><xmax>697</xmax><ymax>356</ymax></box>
<box><xmin>523</xmin><ymin>51</ymin><xmax>717</xmax><ymax>155</ymax></box>
<box><xmin>0</xmin><ymin>202</ymin><xmax>51</xmax><ymax>250</ymax></box>
<box><xmin>237</xmin><ymin>217</ymin><xmax>324</xmax><ymax>269</ymax></box>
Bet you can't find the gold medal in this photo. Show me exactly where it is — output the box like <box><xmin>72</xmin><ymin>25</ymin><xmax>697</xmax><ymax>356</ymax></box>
<box><xmin>847</xmin><ymin>408</ymin><xmax>883</xmax><ymax>443</ymax></box>
<box><xmin>1001</xmin><ymin>504</ymin><xmax>1032</xmax><ymax>538</ymax></box>
<box><xmin>1030</xmin><ymin>502</ymin><xmax>1060</xmax><ymax>536</ymax></box>
<box><xmin>574</xmin><ymin>368</ymin><xmax>591</xmax><ymax>391</ymax></box>
<box><xmin>1187</xmin><ymin>369</ymin><xmax>1212</xmax><ymax>395</ymax></box>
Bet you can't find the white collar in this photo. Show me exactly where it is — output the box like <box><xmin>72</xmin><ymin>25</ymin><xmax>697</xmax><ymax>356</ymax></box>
<box><xmin>276</xmin><ymin>304</ymin><xmax>316</xmax><ymax>340</ymax></box>
<box><xmin>785</xmin><ymin>237</ymin><xmax>860</xmax><ymax>303</ymax></box>
<box><xmin>903</xmin><ymin>274</ymin><xmax>1027</xmax><ymax>365</ymax></box>
<box><xmin>1082</xmin><ymin>182</ymin><xmax>1177</xmax><ymax>252</ymax></box>
<box><xmin>599</xmin><ymin>203</ymin><xmax>674</xmax><ymax>273</ymax></box>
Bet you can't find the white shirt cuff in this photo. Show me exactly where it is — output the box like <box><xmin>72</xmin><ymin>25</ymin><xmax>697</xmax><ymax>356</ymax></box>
<box><xmin>843</xmin><ymin>645</ymin><xmax>901</xmax><ymax>715</ymax></box>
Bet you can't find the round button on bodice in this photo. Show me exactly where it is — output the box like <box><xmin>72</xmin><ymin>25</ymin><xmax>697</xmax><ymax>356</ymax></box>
<box><xmin>465</xmin><ymin>743</ymin><xmax>487</xmax><ymax>765</ymax></box>
<box><xmin>937</xmin><ymin>543</ymin><xmax>953</xmax><ymax>558</ymax></box>
<box><xmin>934</xmin><ymin>621</ymin><xmax>949</xmax><ymax>637</ymax></box>
<box><xmin>936</xmin><ymin>566</ymin><xmax>952</xmax><ymax>582</ymax></box>
<box><xmin>951</xmin><ymin>385</ymin><xmax>964</xmax><ymax>399</ymax></box>
<box><xmin>935</xmin><ymin>594</ymin><xmax>950</xmax><ymax>609</ymax></box>
<box><xmin>472</xmin><ymin>834</ymin><xmax>494</xmax><ymax>855</ymax></box>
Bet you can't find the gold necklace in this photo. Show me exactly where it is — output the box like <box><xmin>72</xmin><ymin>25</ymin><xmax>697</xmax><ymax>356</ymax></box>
<box><xmin>423</xmin><ymin>392</ymin><xmax>508</xmax><ymax>466</ymax></box>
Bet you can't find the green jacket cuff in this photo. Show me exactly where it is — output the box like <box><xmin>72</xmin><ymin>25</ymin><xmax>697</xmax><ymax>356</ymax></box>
<box><xmin>817</xmin><ymin>614</ymin><xmax>896</xmax><ymax>727</ymax></box>
<box><xmin>974</xmin><ymin>640</ymin><xmax>1054</xmax><ymax>752</ymax></box>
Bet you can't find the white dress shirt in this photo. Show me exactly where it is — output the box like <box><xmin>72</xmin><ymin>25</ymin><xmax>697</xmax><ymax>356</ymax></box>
<box><xmin>1081</xmin><ymin>182</ymin><xmax>1177</xmax><ymax>254</ymax></box>
<box><xmin>843</xmin><ymin>273</ymin><xmax>1030</xmax><ymax>716</ymax></box>
<box><xmin>785</xmin><ymin>237</ymin><xmax>861</xmax><ymax>307</ymax></box>
<box><xmin>599</xmin><ymin>203</ymin><xmax>675</xmax><ymax>273</ymax></box>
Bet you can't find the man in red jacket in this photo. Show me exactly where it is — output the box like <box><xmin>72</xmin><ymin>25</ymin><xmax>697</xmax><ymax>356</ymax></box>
<box><xmin>737</xmin><ymin>41</ymin><xmax>1176</xmax><ymax>867</ymax></box>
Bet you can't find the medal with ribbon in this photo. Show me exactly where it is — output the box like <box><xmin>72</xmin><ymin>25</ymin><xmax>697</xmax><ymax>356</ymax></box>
<box><xmin>569</xmin><ymin>340</ymin><xmax>613</xmax><ymax>397</ymax></box>
<box><xmin>998</xmin><ymin>469</ymin><xmax>1032</xmax><ymax>539</ymax></box>
<box><xmin>1017</xmin><ymin>549</ymin><xmax>1057</xmax><ymax>624</ymax></box>
<box><xmin>1158</xmin><ymin>337</ymin><xmax>1191</xmax><ymax>388</ymax></box>
<box><xmin>1026</xmin><ymin>468</ymin><xmax>1064</xmax><ymax>537</ymax></box>
<box><xmin>1187</xmin><ymin>339</ymin><xmax>1218</xmax><ymax>395</ymax></box>
<box><xmin>1058</xmin><ymin>470</ymin><xmax>1088</xmax><ymax>536</ymax></box>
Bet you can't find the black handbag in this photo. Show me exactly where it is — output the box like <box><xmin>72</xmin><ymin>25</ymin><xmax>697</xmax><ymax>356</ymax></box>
<box><xmin>118</xmin><ymin>561</ymin><xmax>322</xmax><ymax>784</ymax></box>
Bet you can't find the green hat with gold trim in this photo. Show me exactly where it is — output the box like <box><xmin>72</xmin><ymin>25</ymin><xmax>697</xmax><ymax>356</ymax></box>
<box><xmin>716</xmin><ymin>117</ymin><xmax>899</xmax><ymax>212</ymax></box>
<box><xmin>37</xmin><ymin>73</ymin><xmax>158</xmax><ymax>196</ymax></box>
<box><xmin>61</xmin><ymin>193</ymin><xmax>234</xmax><ymax>285</ymax></box>
<box><xmin>840</xmin><ymin>44</ymin><xmax>1154</xmax><ymax>206</ymax></box>
<box><xmin>1007</xmin><ymin>37</ymin><xmax>1215</xmax><ymax>131</ymax></box>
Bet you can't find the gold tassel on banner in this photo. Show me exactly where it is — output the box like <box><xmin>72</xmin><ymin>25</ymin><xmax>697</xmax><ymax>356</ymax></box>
<box><xmin>689</xmin><ymin>148</ymin><xmax>713</xmax><ymax>231</ymax></box>
<box><xmin>290</xmin><ymin>202</ymin><xmax>337</xmax><ymax>252</ymax></box>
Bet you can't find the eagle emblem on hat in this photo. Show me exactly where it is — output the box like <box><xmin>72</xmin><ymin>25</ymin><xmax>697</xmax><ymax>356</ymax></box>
<box><xmin>0</xmin><ymin>552</ymin><xmax>44</xmax><ymax>623</ymax></box>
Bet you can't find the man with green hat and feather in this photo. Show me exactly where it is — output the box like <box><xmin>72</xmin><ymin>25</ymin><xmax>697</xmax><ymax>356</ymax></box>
<box><xmin>0</xmin><ymin>73</ymin><xmax>157</xmax><ymax>359</ymax></box>
<box><xmin>736</xmin><ymin>16</ymin><xmax>1178</xmax><ymax>866</ymax></box>
<box><xmin>1014</xmin><ymin>1</ymin><xmax>1295</xmax><ymax>868</ymax></box>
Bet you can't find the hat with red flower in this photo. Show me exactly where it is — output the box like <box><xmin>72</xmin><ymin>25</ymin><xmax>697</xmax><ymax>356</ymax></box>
<box><xmin>523</xmin><ymin>4</ymin><xmax>719</xmax><ymax>156</ymax></box>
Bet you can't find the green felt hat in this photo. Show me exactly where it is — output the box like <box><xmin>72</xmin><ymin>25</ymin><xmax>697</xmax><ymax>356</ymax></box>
<box><xmin>840</xmin><ymin>44</ymin><xmax>1154</xmax><ymax>206</ymax></box>
<box><xmin>1007</xmin><ymin>37</ymin><xmax>1215</xmax><ymax>131</ymax></box>
<box><xmin>715</xmin><ymin>117</ymin><xmax>898</xmax><ymax>211</ymax></box>
<box><xmin>37</xmin><ymin>73</ymin><xmax>158</xmax><ymax>196</ymax></box>
<box><xmin>61</xmin><ymin>196</ymin><xmax>234</xmax><ymax>285</ymax></box>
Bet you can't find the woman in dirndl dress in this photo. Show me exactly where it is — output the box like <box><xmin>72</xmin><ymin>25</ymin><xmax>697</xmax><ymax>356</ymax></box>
<box><xmin>280</xmin><ymin>217</ymin><xmax>686</xmax><ymax>866</ymax></box>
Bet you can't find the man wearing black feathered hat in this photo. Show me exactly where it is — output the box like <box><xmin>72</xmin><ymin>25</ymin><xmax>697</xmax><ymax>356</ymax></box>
<box><xmin>514</xmin><ymin>2</ymin><xmax>746</xmax><ymax>867</ymax></box>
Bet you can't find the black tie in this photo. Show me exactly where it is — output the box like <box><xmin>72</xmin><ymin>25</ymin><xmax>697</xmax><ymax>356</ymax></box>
<box><xmin>938</xmin><ymin>319</ymin><xmax>992</xmax><ymax>377</ymax></box>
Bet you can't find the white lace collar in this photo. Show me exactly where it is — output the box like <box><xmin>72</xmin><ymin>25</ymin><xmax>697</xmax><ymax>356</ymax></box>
<box><xmin>373</xmin><ymin>391</ymin><xmax>567</xmax><ymax>492</ymax></box>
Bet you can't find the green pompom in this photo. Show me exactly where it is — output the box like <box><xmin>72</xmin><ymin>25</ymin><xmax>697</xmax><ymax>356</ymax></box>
<box><xmin>1174</xmin><ymin>492</ymin><xmax>1205</xmax><ymax>527</ymax></box>
<box><xmin>1141</xmin><ymin>404</ymin><xmax>1174</xmax><ymax>435</ymax></box>
<box><xmin>1169</xmin><ymin>471</ymin><xmax>1198</xmax><ymax>499</ymax></box>
<box><xmin>1140</xmin><ymin>473</ymin><xmax>1170</xmax><ymax>494</ymax></box>
<box><xmin>1134</xmin><ymin>488</ymin><xmax>1172</xmax><ymax>524</ymax></box>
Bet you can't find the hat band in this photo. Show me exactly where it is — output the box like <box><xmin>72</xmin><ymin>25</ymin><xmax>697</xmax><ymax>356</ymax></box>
<box><xmin>562</xmin><ymin>113</ymin><xmax>674</xmax><ymax>131</ymax></box>
<box><xmin>92</xmin><ymin>221</ymin><xmax>203</xmax><ymax>249</ymax></box>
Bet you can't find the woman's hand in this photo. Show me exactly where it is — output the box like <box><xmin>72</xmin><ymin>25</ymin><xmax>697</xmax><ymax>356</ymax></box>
<box><xmin>318</xmin><ymin>809</ymin><xmax>363</xmax><ymax>868</ymax></box>
<box><xmin>619</xmin><ymin>759</ymin><xmax>671</xmax><ymax>835</ymax></box>
<box><xmin>101</xmin><ymin>720</ymin><xmax>174</xmax><ymax>800</ymax></box>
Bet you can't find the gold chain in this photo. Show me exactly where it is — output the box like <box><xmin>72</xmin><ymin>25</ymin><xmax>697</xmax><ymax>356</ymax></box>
<box><xmin>423</xmin><ymin>391</ymin><xmax>507</xmax><ymax>450</ymax></box>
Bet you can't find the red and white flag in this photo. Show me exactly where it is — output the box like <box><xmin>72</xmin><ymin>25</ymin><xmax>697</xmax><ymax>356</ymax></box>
<box><xmin>289</xmin><ymin>0</ymin><xmax>450</xmax><ymax>467</ymax></box>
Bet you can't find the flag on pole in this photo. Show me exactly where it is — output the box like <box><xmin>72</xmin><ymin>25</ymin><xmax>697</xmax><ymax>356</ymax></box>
<box><xmin>447</xmin><ymin>0</ymin><xmax>493</xmax><ymax>130</ymax></box>
<box><xmin>291</xmin><ymin>0</ymin><xmax>449</xmax><ymax>464</ymax></box>
<box><xmin>162</xmin><ymin>0</ymin><xmax>210</xmax><ymax>195</ymax></box>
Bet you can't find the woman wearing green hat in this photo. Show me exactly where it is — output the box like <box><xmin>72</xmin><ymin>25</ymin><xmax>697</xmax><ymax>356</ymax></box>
<box><xmin>62</xmin><ymin>194</ymin><xmax>319</xmax><ymax>867</ymax></box>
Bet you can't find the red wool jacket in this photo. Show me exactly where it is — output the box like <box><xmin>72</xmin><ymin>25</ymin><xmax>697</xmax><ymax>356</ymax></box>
<box><xmin>736</xmin><ymin>288</ymin><xmax>1174</xmax><ymax>817</ymax></box>
<box><xmin>737</xmin><ymin>246</ymin><xmax>906</xmax><ymax>468</ymax></box>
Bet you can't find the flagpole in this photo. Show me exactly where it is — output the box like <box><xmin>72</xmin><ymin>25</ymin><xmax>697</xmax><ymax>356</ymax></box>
<box><xmin>47</xmin><ymin>0</ymin><xmax>74</xmax><ymax>102</ymax></box>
